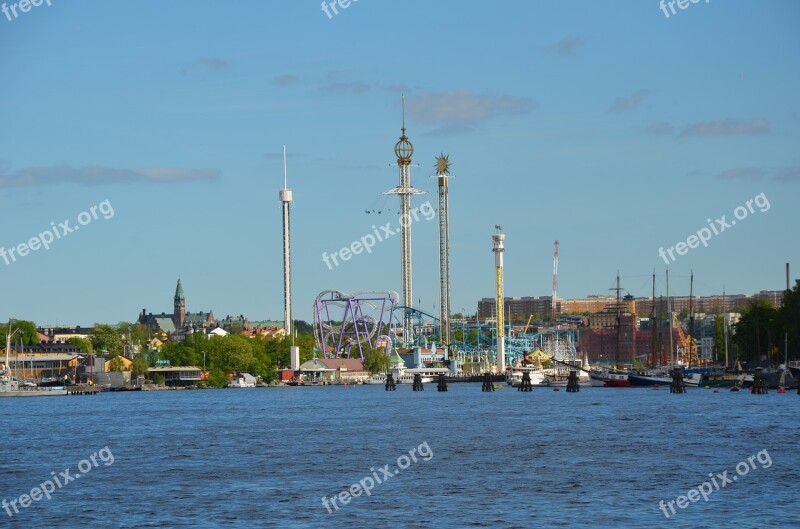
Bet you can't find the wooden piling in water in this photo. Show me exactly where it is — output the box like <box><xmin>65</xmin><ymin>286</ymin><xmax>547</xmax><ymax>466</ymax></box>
<box><xmin>481</xmin><ymin>372</ymin><xmax>494</xmax><ymax>392</ymax></box>
<box><xmin>566</xmin><ymin>370</ymin><xmax>580</xmax><ymax>392</ymax></box>
<box><xmin>385</xmin><ymin>373</ymin><xmax>396</xmax><ymax>391</ymax></box>
<box><xmin>437</xmin><ymin>373</ymin><xmax>448</xmax><ymax>392</ymax></box>
<box><xmin>670</xmin><ymin>369</ymin><xmax>686</xmax><ymax>394</ymax></box>
<box><xmin>751</xmin><ymin>368</ymin><xmax>768</xmax><ymax>394</ymax></box>
<box><xmin>412</xmin><ymin>373</ymin><xmax>424</xmax><ymax>391</ymax></box>
<box><xmin>518</xmin><ymin>371</ymin><xmax>532</xmax><ymax>392</ymax></box>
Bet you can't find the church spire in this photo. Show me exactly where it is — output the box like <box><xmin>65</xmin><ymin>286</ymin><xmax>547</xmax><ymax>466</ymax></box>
<box><xmin>174</xmin><ymin>278</ymin><xmax>185</xmax><ymax>305</ymax></box>
<box><xmin>173</xmin><ymin>278</ymin><xmax>186</xmax><ymax>329</ymax></box>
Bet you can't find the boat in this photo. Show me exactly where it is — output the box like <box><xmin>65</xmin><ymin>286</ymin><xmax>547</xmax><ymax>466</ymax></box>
<box><xmin>0</xmin><ymin>375</ymin><xmax>67</xmax><ymax>397</ymax></box>
<box><xmin>789</xmin><ymin>360</ymin><xmax>800</xmax><ymax>381</ymax></box>
<box><xmin>545</xmin><ymin>374</ymin><xmax>591</xmax><ymax>387</ymax></box>
<box><xmin>628</xmin><ymin>370</ymin><xmax>702</xmax><ymax>387</ymax></box>
<box><xmin>364</xmin><ymin>367</ymin><xmax>433</xmax><ymax>385</ymax></box>
<box><xmin>1</xmin><ymin>330</ymin><xmax>67</xmax><ymax>397</ymax></box>
<box><xmin>506</xmin><ymin>365</ymin><xmax>549</xmax><ymax>387</ymax></box>
<box><xmin>593</xmin><ymin>273</ymin><xmax>633</xmax><ymax>388</ymax></box>
<box><xmin>602</xmin><ymin>370</ymin><xmax>631</xmax><ymax>388</ymax></box>
<box><xmin>545</xmin><ymin>366</ymin><xmax>592</xmax><ymax>387</ymax></box>
<box><xmin>701</xmin><ymin>369</ymin><xmax>743</xmax><ymax>388</ymax></box>
<box><xmin>588</xmin><ymin>367</ymin><xmax>631</xmax><ymax>387</ymax></box>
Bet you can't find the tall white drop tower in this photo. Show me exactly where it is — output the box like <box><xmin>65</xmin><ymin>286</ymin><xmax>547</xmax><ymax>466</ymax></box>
<box><xmin>279</xmin><ymin>146</ymin><xmax>293</xmax><ymax>337</ymax></box>
<box><xmin>493</xmin><ymin>230</ymin><xmax>506</xmax><ymax>374</ymax></box>
<box><xmin>384</xmin><ymin>96</ymin><xmax>424</xmax><ymax>346</ymax></box>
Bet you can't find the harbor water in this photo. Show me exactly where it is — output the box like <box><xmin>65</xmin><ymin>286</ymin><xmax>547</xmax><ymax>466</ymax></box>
<box><xmin>1</xmin><ymin>385</ymin><xmax>798</xmax><ymax>528</ymax></box>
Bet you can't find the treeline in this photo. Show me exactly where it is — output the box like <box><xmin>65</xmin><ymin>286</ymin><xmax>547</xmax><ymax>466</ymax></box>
<box><xmin>2</xmin><ymin>319</ymin><xmax>321</xmax><ymax>385</ymax></box>
<box><xmin>732</xmin><ymin>283</ymin><xmax>800</xmax><ymax>364</ymax></box>
<box><xmin>150</xmin><ymin>332</ymin><xmax>317</xmax><ymax>385</ymax></box>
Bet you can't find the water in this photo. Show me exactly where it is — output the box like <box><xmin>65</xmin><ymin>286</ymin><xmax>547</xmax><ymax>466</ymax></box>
<box><xmin>1</xmin><ymin>385</ymin><xmax>798</xmax><ymax>528</ymax></box>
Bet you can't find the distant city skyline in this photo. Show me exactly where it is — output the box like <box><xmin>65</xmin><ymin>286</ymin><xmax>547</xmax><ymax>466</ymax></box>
<box><xmin>1</xmin><ymin>0</ymin><xmax>798</xmax><ymax>325</ymax></box>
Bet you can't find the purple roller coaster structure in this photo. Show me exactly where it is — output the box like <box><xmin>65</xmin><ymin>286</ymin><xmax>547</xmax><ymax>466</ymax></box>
<box><xmin>313</xmin><ymin>290</ymin><xmax>398</xmax><ymax>361</ymax></box>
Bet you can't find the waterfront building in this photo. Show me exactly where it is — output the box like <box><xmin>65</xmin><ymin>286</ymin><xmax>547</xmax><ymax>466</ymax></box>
<box><xmin>477</xmin><ymin>296</ymin><xmax>559</xmax><ymax>323</ymax></box>
<box><xmin>147</xmin><ymin>366</ymin><xmax>203</xmax><ymax>387</ymax></box>
<box><xmin>298</xmin><ymin>358</ymin><xmax>368</xmax><ymax>383</ymax></box>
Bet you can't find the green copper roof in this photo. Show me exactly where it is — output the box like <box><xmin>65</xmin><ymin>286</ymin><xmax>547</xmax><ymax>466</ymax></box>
<box><xmin>174</xmin><ymin>279</ymin><xmax>185</xmax><ymax>302</ymax></box>
<box><xmin>389</xmin><ymin>349</ymin><xmax>405</xmax><ymax>366</ymax></box>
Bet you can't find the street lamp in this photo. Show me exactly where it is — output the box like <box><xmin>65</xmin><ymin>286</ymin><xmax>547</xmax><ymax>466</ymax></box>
<box><xmin>202</xmin><ymin>351</ymin><xmax>206</xmax><ymax>371</ymax></box>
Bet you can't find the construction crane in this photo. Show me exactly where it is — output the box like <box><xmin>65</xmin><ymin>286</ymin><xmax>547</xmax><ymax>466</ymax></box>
<box><xmin>551</xmin><ymin>240</ymin><xmax>559</xmax><ymax>323</ymax></box>
<box><xmin>523</xmin><ymin>314</ymin><xmax>534</xmax><ymax>334</ymax></box>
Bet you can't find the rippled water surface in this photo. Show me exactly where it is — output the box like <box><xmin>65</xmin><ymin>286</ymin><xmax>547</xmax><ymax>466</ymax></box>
<box><xmin>1</xmin><ymin>385</ymin><xmax>798</xmax><ymax>528</ymax></box>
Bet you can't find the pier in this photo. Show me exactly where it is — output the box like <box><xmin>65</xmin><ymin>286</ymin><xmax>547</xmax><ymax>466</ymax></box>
<box><xmin>67</xmin><ymin>386</ymin><xmax>101</xmax><ymax>396</ymax></box>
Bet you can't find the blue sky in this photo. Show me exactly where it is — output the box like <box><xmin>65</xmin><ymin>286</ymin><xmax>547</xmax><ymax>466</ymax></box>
<box><xmin>1</xmin><ymin>0</ymin><xmax>798</xmax><ymax>325</ymax></box>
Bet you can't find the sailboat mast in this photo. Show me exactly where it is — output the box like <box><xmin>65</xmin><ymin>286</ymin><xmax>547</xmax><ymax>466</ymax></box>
<box><xmin>651</xmin><ymin>270</ymin><xmax>657</xmax><ymax>366</ymax></box>
<box><xmin>667</xmin><ymin>269</ymin><xmax>673</xmax><ymax>366</ymax></box>
<box><xmin>5</xmin><ymin>328</ymin><xmax>10</xmax><ymax>376</ymax></box>
<box><xmin>615</xmin><ymin>272</ymin><xmax>621</xmax><ymax>369</ymax></box>
<box><xmin>689</xmin><ymin>270</ymin><xmax>695</xmax><ymax>367</ymax></box>
<box><xmin>723</xmin><ymin>286</ymin><xmax>729</xmax><ymax>369</ymax></box>
<box><xmin>786</xmin><ymin>263</ymin><xmax>790</xmax><ymax>367</ymax></box>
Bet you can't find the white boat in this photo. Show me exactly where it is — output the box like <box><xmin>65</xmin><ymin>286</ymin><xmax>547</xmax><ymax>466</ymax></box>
<box><xmin>544</xmin><ymin>357</ymin><xmax>593</xmax><ymax>387</ymax></box>
<box><xmin>506</xmin><ymin>365</ymin><xmax>549</xmax><ymax>387</ymax></box>
<box><xmin>364</xmin><ymin>367</ymin><xmax>433</xmax><ymax>385</ymax></box>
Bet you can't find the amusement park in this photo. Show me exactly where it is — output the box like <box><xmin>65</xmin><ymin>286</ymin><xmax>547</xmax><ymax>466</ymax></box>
<box><xmin>281</xmin><ymin>99</ymin><xmax>593</xmax><ymax>389</ymax></box>
<box><xmin>280</xmin><ymin>99</ymin><xmax>796</xmax><ymax>392</ymax></box>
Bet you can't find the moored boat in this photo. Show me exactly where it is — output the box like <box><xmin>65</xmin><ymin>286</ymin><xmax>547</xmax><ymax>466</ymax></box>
<box><xmin>364</xmin><ymin>367</ymin><xmax>433</xmax><ymax>385</ymax></box>
<box><xmin>2</xmin><ymin>330</ymin><xmax>67</xmax><ymax>397</ymax></box>
<box><xmin>628</xmin><ymin>370</ymin><xmax>702</xmax><ymax>388</ymax></box>
<box><xmin>506</xmin><ymin>365</ymin><xmax>549</xmax><ymax>387</ymax></box>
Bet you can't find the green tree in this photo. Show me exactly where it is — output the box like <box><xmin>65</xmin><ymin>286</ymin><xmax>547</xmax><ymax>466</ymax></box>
<box><xmin>713</xmin><ymin>316</ymin><xmax>725</xmax><ymax>363</ymax></box>
<box><xmin>90</xmin><ymin>324</ymin><xmax>123</xmax><ymax>356</ymax></box>
<box><xmin>206</xmin><ymin>368</ymin><xmax>228</xmax><ymax>387</ymax></box>
<box><xmin>732</xmin><ymin>299</ymin><xmax>778</xmax><ymax>363</ymax></box>
<box><xmin>131</xmin><ymin>356</ymin><xmax>150</xmax><ymax>377</ymax></box>
<box><xmin>69</xmin><ymin>337</ymin><xmax>93</xmax><ymax>354</ymax></box>
<box><xmin>118</xmin><ymin>322</ymin><xmax>150</xmax><ymax>355</ymax></box>
<box><xmin>363</xmin><ymin>347</ymin><xmax>390</xmax><ymax>374</ymax></box>
<box><xmin>0</xmin><ymin>320</ymin><xmax>40</xmax><ymax>347</ymax></box>
<box><xmin>293</xmin><ymin>320</ymin><xmax>314</xmax><ymax>335</ymax></box>
<box><xmin>777</xmin><ymin>284</ymin><xmax>800</xmax><ymax>361</ymax></box>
